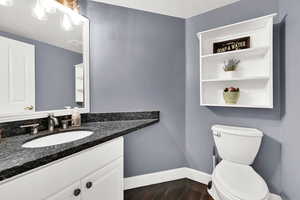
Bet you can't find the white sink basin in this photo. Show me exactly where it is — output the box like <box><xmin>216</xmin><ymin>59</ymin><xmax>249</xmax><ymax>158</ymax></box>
<box><xmin>22</xmin><ymin>130</ymin><xmax>94</xmax><ymax>148</ymax></box>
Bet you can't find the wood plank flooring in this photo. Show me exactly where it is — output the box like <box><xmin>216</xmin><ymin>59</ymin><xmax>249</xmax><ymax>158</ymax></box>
<box><xmin>124</xmin><ymin>178</ymin><xmax>214</xmax><ymax>200</ymax></box>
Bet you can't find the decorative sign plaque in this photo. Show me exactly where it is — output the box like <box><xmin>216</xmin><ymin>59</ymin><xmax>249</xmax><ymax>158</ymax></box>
<box><xmin>213</xmin><ymin>36</ymin><xmax>250</xmax><ymax>54</ymax></box>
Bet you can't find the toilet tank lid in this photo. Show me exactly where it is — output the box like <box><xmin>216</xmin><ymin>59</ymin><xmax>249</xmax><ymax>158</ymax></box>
<box><xmin>212</xmin><ymin>125</ymin><xmax>263</xmax><ymax>137</ymax></box>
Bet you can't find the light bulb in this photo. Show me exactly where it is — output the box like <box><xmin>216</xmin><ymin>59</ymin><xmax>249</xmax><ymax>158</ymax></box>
<box><xmin>0</xmin><ymin>0</ymin><xmax>13</xmax><ymax>6</ymax></box>
<box><xmin>62</xmin><ymin>14</ymin><xmax>73</xmax><ymax>31</ymax></box>
<box><xmin>33</xmin><ymin>0</ymin><xmax>47</xmax><ymax>20</ymax></box>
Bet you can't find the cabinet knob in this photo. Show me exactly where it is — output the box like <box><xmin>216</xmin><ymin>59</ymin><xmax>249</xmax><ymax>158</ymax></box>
<box><xmin>86</xmin><ymin>182</ymin><xmax>93</xmax><ymax>189</ymax></box>
<box><xmin>74</xmin><ymin>188</ymin><xmax>81</xmax><ymax>196</ymax></box>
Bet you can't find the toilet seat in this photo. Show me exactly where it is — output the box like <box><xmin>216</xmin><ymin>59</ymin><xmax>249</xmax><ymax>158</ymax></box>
<box><xmin>212</xmin><ymin>160</ymin><xmax>269</xmax><ymax>200</ymax></box>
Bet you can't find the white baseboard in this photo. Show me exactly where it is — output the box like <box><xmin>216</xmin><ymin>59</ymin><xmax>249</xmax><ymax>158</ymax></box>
<box><xmin>124</xmin><ymin>167</ymin><xmax>282</xmax><ymax>200</ymax></box>
<box><xmin>269</xmin><ymin>193</ymin><xmax>282</xmax><ymax>200</ymax></box>
<box><xmin>124</xmin><ymin>168</ymin><xmax>188</xmax><ymax>190</ymax></box>
<box><xmin>184</xmin><ymin>167</ymin><xmax>212</xmax><ymax>185</ymax></box>
<box><xmin>124</xmin><ymin>167</ymin><xmax>210</xmax><ymax>190</ymax></box>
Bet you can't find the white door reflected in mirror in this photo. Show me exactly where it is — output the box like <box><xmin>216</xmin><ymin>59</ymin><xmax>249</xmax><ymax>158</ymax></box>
<box><xmin>0</xmin><ymin>36</ymin><xmax>35</xmax><ymax>115</ymax></box>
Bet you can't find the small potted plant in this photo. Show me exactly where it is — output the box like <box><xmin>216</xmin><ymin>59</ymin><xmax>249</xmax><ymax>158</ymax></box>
<box><xmin>223</xmin><ymin>59</ymin><xmax>240</xmax><ymax>78</ymax></box>
<box><xmin>223</xmin><ymin>87</ymin><xmax>240</xmax><ymax>104</ymax></box>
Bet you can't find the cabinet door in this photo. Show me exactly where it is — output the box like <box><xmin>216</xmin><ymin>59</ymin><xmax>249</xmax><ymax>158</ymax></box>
<box><xmin>0</xmin><ymin>35</ymin><xmax>35</xmax><ymax>115</ymax></box>
<box><xmin>45</xmin><ymin>181</ymin><xmax>81</xmax><ymax>200</ymax></box>
<box><xmin>82</xmin><ymin>158</ymin><xmax>123</xmax><ymax>200</ymax></box>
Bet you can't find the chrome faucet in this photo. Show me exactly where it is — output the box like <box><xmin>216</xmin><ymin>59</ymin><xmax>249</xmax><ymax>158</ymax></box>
<box><xmin>20</xmin><ymin>123</ymin><xmax>40</xmax><ymax>135</ymax></box>
<box><xmin>48</xmin><ymin>114</ymin><xmax>59</xmax><ymax>132</ymax></box>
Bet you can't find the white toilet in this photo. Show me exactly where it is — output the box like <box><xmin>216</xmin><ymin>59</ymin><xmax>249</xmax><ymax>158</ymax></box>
<box><xmin>209</xmin><ymin>125</ymin><xmax>270</xmax><ymax>200</ymax></box>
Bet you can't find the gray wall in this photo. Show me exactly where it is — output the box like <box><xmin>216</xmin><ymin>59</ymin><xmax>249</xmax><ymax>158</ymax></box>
<box><xmin>84</xmin><ymin>0</ymin><xmax>300</xmax><ymax>198</ymax></box>
<box><xmin>278</xmin><ymin>0</ymin><xmax>300</xmax><ymax>199</ymax></box>
<box><xmin>86</xmin><ymin>2</ymin><xmax>187</xmax><ymax>177</ymax></box>
<box><xmin>185</xmin><ymin>0</ymin><xmax>282</xmax><ymax>194</ymax></box>
<box><xmin>0</xmin><ymin>31</ymin><xmax>82</xmax><ymax>111</ymax></box>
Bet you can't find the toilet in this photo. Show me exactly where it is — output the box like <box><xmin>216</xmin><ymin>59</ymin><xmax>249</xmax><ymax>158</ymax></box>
<box><xmin>209</xmin><ymin>125</ymin><xmax>269</xmax><ymax>200</ymax></box>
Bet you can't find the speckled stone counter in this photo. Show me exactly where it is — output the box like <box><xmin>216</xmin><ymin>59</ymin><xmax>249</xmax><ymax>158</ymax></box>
<box><xmin>0</xmin><ymin>118</ymin><xmax>159</xmax><ymax>182</ymax></box>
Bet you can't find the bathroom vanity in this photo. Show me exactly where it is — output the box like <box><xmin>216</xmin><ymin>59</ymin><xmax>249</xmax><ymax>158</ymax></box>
<box><xmin>0</xmin><ymin>115</ymin><xmax>159</xmax><ymax>200</ymax></box>
<box><xmin>0</xmin><ymin>138</ymin><xmax>124</xmax><ymax>200</ymax></box>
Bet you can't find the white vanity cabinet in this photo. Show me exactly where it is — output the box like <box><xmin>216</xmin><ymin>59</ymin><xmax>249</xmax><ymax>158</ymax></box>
<box><xmin>0</xmin><ymin>137</ymin><xmax>124</xmax><ymax>200</ymax></box>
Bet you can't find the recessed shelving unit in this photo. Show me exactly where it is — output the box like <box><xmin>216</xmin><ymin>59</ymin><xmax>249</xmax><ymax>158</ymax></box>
<box><xmin>197</xmin><ymin>14</ymin><xmax>276</xmax><ymax>108</ymax></box>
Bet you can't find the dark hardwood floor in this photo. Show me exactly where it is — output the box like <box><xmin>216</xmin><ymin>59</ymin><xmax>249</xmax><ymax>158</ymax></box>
<box><xmin>124</xmin><ymin>178</ymin><xmax>214</xmax><ymax>200</ymax></box>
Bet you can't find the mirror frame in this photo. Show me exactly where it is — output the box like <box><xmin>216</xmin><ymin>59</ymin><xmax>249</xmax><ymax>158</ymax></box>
<box><xmin>0</xmin><ymin>1</ymin><xmax>90</xmax><ymax>123</ymax></box>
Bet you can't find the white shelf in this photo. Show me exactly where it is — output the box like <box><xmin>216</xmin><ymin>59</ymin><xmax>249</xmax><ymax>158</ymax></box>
<box><xmin>197</xmin><ymin>14</ymin><xmax>275</xmax><ymax>109</ymax></box>
<box><xmin>201</xmin><ymin>103</ymin><xmax>273</xmax><ymax>109</ymax></box>
<box><xmin>202</xmin><ymin>75</ymin><xmax>269</xmax><ymax>82</ymax></box>
<box><xmin>201</xmin><ymin>46</ymin><xmax>269</xmax><ymax>61</ymax></box>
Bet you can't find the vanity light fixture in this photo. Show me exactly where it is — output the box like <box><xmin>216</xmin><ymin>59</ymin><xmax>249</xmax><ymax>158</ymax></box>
<box><xmin>33</xmin><ymin>0</ymin><xmax>48</xmax><ymax>20</ymax></box>
<box><xmin>0</xmin><ymin>0</ymin><xmax>13</xmax><ymax>6</ymax></box>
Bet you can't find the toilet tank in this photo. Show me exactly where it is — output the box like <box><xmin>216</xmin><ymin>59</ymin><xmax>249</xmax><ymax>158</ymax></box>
<box><xmin>212</xmin><ymin>125</ymin><xmax>263</xmax><ymax>165</ymax></box>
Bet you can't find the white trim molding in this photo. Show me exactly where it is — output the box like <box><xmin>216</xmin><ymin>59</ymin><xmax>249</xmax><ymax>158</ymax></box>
<box><xmin>269</xmin><ymin>194</ymin><xmax>283</xmax><ymax>200</ymax></box>
<box><xmin>124</xmin><ymin>168</ymin><xmax>282</xmax><ymax>200</ymax></box>
<box><xmin>124</xmin><ymin>167</ymin><xmax>211</xmax><ymax>190</ymax></box>
<box><xmin>184</xmin><ymin>168</ymin><xmax>212</xmax><ymax>185</ymax></box>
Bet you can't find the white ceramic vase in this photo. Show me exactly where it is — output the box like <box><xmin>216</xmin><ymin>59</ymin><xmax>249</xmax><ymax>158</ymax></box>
<box><xmin>225</xmin><ymin>71</ymin><xmax>235</xmax><ymax>79</ymax></box>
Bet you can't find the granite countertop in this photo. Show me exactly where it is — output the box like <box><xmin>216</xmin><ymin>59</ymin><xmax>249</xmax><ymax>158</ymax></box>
<box><xmin>0</xmin><ymin>119</ymin><xmax>158</xmax><ymax>182</ymax></box>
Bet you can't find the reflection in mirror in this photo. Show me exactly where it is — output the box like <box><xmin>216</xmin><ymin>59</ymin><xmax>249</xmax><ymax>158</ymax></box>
<box><xmin>0</xmin><ymin>0</ymin><xmax>88</xmax><ymax>116</ymax></box>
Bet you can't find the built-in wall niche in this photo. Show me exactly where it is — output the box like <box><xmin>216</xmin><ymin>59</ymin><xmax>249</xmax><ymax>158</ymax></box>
<box><xmin>197</xmin><ymin>14</ymin><xmax>276</xmax><ymax>108</ymax></box>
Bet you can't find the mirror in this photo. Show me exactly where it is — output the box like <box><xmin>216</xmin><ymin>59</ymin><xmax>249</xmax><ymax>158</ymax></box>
<box><xmin>0</xmin><ymin>0</ymin><xmax>89</xmax><ymax>120</ymax></box>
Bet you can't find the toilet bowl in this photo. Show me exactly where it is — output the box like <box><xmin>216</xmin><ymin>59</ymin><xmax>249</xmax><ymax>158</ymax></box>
<box><xmin>210</xmin><ymin>125</ymin><xmax>270</xmax><ymax>200</ymax></box>
<box><xmin>212</xmin><ymin>160</ymin><xmax>269</xmax><ymax>200</ymax></box>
